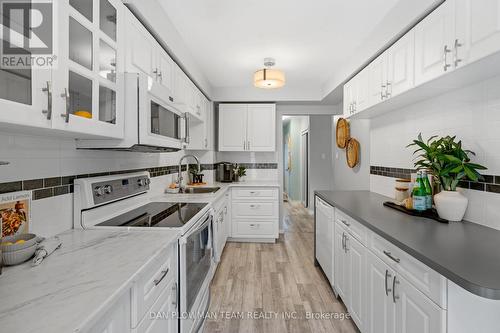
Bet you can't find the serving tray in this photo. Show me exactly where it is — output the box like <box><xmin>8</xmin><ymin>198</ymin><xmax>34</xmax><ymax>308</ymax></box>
<box><xmin>383</xmin><ymin>201</ymin><xmax>449</xmax><ymax>224</ymax></box>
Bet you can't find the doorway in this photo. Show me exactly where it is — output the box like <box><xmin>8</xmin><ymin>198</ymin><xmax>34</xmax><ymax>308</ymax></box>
<box><xmin>282</xmin><ymin>116</ymin><xmax>310</xmax><ymax>208</ymax></box>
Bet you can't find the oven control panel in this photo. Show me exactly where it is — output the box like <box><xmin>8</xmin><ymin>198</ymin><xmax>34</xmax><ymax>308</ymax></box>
<box><xmin>92</xmin><ymin>175</ymin><xmax>150</xmax><ymax>205</ymax></box>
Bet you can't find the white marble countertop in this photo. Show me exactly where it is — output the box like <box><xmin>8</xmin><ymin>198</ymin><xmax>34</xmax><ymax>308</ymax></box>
<box><xmin>151</xmin><ymin>181</ymin><xmax>280</xmax><ymax>204</ymax></box>
<box><xmin>0</xmin><ymin>228</ymin><xmax>180</xmax><ymax>333</ymax></box>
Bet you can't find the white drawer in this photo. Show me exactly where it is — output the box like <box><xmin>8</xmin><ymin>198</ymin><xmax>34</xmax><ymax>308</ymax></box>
<box><xmin>335</xmin><ymin>208</ymin><xmax>368</xmax><ymax>246</ymax></box>
<box><xmin>232</xmin><ymin>201</ymin><xmax>278</xmax><ymax>219</ymax></box>
<box><xmin>233</xmin><ymin>220</ymin><xmax>277</xmax><ymax>237</ymax></box>
<box><xmin>370</xmin><ymin>232</ymin><xmax>447</xmax><ymax>308</ymax></box>
<box><xmin>132</xmin><ymin>244</ymin><xmax>177</xmax><ymax>328</ymax></box>
<box><xmin>232</xmin><ymin>187</ymin><xmax>278</xmax><ymax>200</ymax></box>
<box><xmin>136</xmin><ymin>279</ymin><xmax>178</xmax><ymax>333</ymax></box>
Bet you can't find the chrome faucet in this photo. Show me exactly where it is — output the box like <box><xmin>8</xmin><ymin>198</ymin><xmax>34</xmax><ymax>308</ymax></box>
<box><xmin>177</xmin><ymin>154</ymin><xmax>201</xmax><ymax>192</ymax></box>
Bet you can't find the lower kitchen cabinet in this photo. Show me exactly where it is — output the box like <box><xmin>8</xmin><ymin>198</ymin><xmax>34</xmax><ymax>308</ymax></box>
<box><xmin>331</xmin><ymin>205</ymin><xmax>447</xmax><ymax>333</ymax></box>
<box><xmin>334</xmin><ymin>221</ymin><xmax>366</xmax><ymax>330</ymax></box>
<box><xmin>88</xmin><ymin>291</ymin><xmax>132</xmax><ymax>333</ymax></box>
<box><xmin>213</xmin><ymin>192</ymin><xmax>229</xmax><ymax>264</ymax></box>
<box><xmin>230</xmin><ymin>187</ymin><xmax>279</xmax><ymax>241</ymax></box>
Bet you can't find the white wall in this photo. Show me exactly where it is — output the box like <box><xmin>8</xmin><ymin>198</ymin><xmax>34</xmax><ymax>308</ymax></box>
<box><xmin>309</xmin><ymin>115</ymin><xmax>333</xmax><ymax>209</ymax></box>
<box><xmin>369</xmin><ymin>75</ymin><xmax>500</xmax><ymax>230</ymax></box>
<box><xmin>332</xmin><ymin>116</ymin><xmax>371</xmax><ymax>191</ymax></box>
<box><xmin>0</xmin><ymin>131</ymin><xmax>215</xmax><ymax>237</ymax></box>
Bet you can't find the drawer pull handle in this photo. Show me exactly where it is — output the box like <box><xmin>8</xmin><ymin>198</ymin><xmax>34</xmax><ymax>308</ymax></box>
<box><xmin>383</xmin><ymin>251</ymin><xmax>401</xmax><ymax>263</ymax></box>
<box><xmin>249</xmin><ymin>204</ymin><xmax>260</xmax><ymax>209</ymax></box>
<box><xmin>340</xmin><ymin>219</ymin><xmax>350</xmax><ymax>227</ymax></box>
<box><xmin>249</xmin><ymin>224</ymin><xmax>260</xmax><ymax>228</ymax></box>
<box><xmin>385</xmin><ymin>269</ymin><xmax>392</xmax><ymax>296</ymax></box>
<box><xmin>154</xmin><ymin>268</ymin><xmax>169</xmax><ymax>286</ymax></box>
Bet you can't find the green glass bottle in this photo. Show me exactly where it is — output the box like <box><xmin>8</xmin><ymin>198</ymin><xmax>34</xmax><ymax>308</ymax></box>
<box><xmin>413</xmin><ymin>171</ymin><xmax>427</xmax><ymax>211</ymax></box>
<box><xmin>422</xmin><ymin>170</ymin><xmax>433</xmax><ymax>209</ymax></box>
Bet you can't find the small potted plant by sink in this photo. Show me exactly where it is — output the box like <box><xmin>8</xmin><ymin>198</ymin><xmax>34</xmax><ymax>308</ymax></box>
<box><xmin>233</xmin><ymin>165</ymin><xmax>247</xmax><ymax>182</ymax></box>
<box><xmin>408</xmin><ymin>134</ymin><xmax>487</xmax><ymax>222</ymax></box>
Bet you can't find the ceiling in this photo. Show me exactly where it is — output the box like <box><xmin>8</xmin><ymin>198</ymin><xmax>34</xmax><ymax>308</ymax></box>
<box><xmin>159</xmin><ymin>0</ymin><xmax>438</xmax><ymax>102</ymax></box>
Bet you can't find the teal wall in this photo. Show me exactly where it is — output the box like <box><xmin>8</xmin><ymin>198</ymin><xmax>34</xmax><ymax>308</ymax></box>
<box><xmin>283</xmin><ymin>117</ymin><xmax>308</xmax><ymax>202</ymax></box>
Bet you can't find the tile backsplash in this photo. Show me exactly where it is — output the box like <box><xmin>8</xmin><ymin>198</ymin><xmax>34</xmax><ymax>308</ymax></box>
<box><xmin>369</xmin><ymin>74</ymin><xmax>500</xmax><ymax>230</ymax></box>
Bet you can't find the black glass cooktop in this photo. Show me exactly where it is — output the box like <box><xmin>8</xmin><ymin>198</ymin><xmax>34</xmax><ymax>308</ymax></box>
<box><xmin>97</xmin><ymin>202</ymin><xmax>207</xmax><ymax>228</ymax></box>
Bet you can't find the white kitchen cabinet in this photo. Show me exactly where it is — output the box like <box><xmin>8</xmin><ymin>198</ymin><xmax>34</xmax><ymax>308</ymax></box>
<box><xmin>186</xmin><ymin>95</ymin><xmax>211</xmax><ymax>151</ymax></box>
<box><xmin>0</xmin><ymin>0</ymin><xmax>126</xmax><ymax>138</ymax></box>
<box><xmin>414</xmin><ymin>0</ymin><xmax>455</xmax><ymax>86</ymax></box>
<box><xmin>334</xmin><ymin>222</ymin><xmax>350</xmax><ymax>301</ymax></box>
<box><xmin>218</xmin><ymin>104</ymin><xmax>247</xmax><ymax>151</ymax></box>
<box><xmin>218</xmin><ymin>103</ymin><xmax>276</xmax><ymax>152</ymax></box>
<box><xmin>334</xmin><ymin>220</ymin><xmax>366</xmax><ymax>330</ymax></box>
<box><xmin>135</xmin><ymin>280</ymin><xmax>178</xmax><ymax>333</ymax></box>
<box><xmin>230</xmin><ymin>187</ymin><xmax>279</xmax><ymax>241</ymax></box>
<box><xmin>52</xmin><ymin>0</ymin><xmax>126</xmax><ymax>139</ymax></box>
<box><xmin>343</xmin><ymin>67</ymin><xmax>370</xmax><ymax>116</ymax></box>
<box><xmin>343</xmin><ymin>79</ymin><xmax>355</xmax><ymax>118</ymax></box>
<box><xmin>88</xmin><ymin>291</ymin><xmax>131</xmax><ymax>333</ymax></box>
<box><xmin>455</xmin><ymin>0</ymin><xmax>500</xmax><ymax>67</ymax></box>
<box><xmin>213</xmin><ymin>192</ymin><xmax>229</xmax><ymax>263</ymax></box>
<box><xmin>386</xmin><ymin>30</ymin><xmax>415</xmax><ymax>98</ymax></box>
<box><xmin>315</xmin><ymin>197</ymin><xmax>334</xmax><ymax>285</ymax></box>
<box><xmin>367</xmin><ymin>53</ymin><xmax>388</xmax><ymax>107</ymax></box>
<box><xmin>347</xmin><ymin>235</ymin><xmax>367</xmax><ymax>330</ymax></box>
<box><xmin>366</xmin><ymin>251</ymin><xmax>396</xmax><ymax>333</ymax></box>
<box><xmin>395</xmin><ymin>274</ymin><xmax>447</xmax><ymax>333</ymax></box>
<box><xmin>246</xmin><ymin>104</ymin><xmax>276</xmax><ymax>151</ymax></box>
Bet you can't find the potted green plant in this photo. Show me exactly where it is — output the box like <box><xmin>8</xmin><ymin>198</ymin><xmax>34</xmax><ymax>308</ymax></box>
<box><xmin>408</xmin><ymin>134</ymin><xmax>487</xmax><ymax>221</ymax></box>
<box><xmin>233</xmin><ymin>165</ymin><xmax>247</xmax><ymax>182</ymax></box>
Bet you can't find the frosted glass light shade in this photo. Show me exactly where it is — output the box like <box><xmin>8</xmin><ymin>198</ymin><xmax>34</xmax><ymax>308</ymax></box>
<box><xmin>254</xmin><ymin>68</ymin><xmax>286</xmax><ymax>89</ymax></box>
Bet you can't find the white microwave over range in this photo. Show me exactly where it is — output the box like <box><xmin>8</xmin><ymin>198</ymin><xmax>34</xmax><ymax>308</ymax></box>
<box><xmin>77</xmin><ymin>73</ymin><xmax>189</xmax><ymax>152</ymax></box>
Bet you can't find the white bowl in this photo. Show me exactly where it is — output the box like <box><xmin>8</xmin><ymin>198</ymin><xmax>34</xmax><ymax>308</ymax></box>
<box><xmin>3</xmin><ymin>244</ymin><xmax>37</xmax><ymax>266</ymax></box>
<box><xmin>1</xmin><ymin>233</ymin><xmax>38</xmax><ymax>252</ymax></box>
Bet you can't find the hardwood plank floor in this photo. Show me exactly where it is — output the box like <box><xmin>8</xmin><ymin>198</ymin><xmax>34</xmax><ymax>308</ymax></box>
<box><xmin>204</xmin><ymin>201</ymin><xmax>359</xmax><ymax>333</ymax></box>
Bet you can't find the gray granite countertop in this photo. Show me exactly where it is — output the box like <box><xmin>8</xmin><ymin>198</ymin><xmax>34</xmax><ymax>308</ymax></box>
<box><xmin>315</xmin><ymin>190</ymin><xmax>500</xmax><ymax>300</ymax></box>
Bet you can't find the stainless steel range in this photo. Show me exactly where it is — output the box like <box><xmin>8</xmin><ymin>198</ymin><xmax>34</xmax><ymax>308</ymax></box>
<box><xmin>73</xmin><ymin>172</ymin><xmax>214</xmax><ymax>333</ymax></box>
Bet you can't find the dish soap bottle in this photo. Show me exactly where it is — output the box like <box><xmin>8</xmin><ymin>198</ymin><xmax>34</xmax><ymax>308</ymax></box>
<box><xmin>413</xmin><ymin>171</ymin><xmax>427</xmax><ymax>211</ymax></box>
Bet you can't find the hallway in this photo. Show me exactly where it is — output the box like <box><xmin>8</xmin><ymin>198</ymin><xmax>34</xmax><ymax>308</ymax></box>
<box><xmin>204</xmin><ymin>201</ymin><xmax>358</xmax><ymax>333</ymax></box>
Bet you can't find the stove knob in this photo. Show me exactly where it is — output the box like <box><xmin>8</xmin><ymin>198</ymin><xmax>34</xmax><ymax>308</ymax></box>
<box><xmin>104</xmin><ymin>185</ymin><xmax>113</xmax><ymax>194</ymax></box>
<box><xmin>137</xmin><ymin>179</ymin><xmax>145</xmax><ymax>187</ymax></box>
<box><xmin>94</xmin><ymin>186</ymin><xmax>104</xmax><ymax>197</ymax></box>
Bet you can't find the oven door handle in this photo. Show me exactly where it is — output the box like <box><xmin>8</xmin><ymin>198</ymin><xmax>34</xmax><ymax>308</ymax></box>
<box><xmin>179</xmin><ymin>211</ymin><xmax>213</xmax><ymax>244</ymax></box>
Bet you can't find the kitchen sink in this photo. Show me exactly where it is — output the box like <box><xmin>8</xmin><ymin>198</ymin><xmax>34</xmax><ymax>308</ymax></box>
<box><xmin>180</xmin><ymin>187</ymin><xmax>220</xmax><ymax>194</ymax></box>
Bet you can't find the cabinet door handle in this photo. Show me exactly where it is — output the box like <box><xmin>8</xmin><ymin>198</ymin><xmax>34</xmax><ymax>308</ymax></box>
<box><xmin>169</xmin><ymin>96</ymin><xmax>174</xmax><ymax>102</ymax></box>
<box><xmin>344</xmin><ymin>234</ymin><xmax>349</xmax><ymax>253</ymax></box>
<box><xmin>184</xmin><ymin>113</ymin><xmax>190</xmax><ymax>144</ymax></box>
<box><xmin>381</xmin><ymin>83</ymin><xmax>387</xmax><ymax>99</ymax></box>
<box><xmin>247</xmin><ymin>141</ymin><xmax>251</xmax><ymax>150</ymax></box>
<box><xmin>153</xmin><ymin>268</ymin><xmax>169</xmax><ymax>286</ymax></box>
<box><xmin>454</xmin><ymin>39</ymin><xmax>463</xmax><ymax>67</ymax></box>
<box><xmin>42</xmin><ymin>81</ymin><xmax>52</xmax><ymax>120</ymax></box>
<box><xmin>392</xmin><ymin>276</ymin><xmax>400</xmax><ymax>303</ymax></box>
<box><xmin>443</xmin><ymin>45</ymin><xmax>452</xmax><ymax>72</ymax></box>
<box><xmin>340</xmin><ymin>219</ymin><xmax>350</xmax><ymax>227</ymax></box>
<box><xmin>171</xmin><ymin>282</ymin><xmax>178</xmax><ymax>309</ymax></box>
<box><xmin>385</xmin><ymin>269</ymin><xmax>392</xmax><ymax>296</ymax></box>
<box><xmin>383</xmin><ymin>250</ymin><xmax>401</xmax><ymax>263</ymax></box>
<box><xmin>60</xmin><ymin>88</ymin><xmax>70</xmax><ymax>123</ymax></box>
<box><xmin>341</xmin><ymin>233</ymin><xmax>345</xmax><ymax>250</ymax></box>
<box><xmin>386</xmin><ymin>82</ymin><xmax>392</xmax><ymax>98</ymax></box>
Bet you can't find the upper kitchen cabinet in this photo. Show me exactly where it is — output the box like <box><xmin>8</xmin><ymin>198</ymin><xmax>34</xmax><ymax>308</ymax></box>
<box><xmin>246</xmin><ymin>104</ymin><xmax>276</xmax><ymax>151</ymax></box>
<box><xmin>52</xmin><ymin>0</ymin><xmax>126</xmax><ymax>138</ymax></box>
<box><xmin>414</xmin><ymin>0</ymin><xmax>455</xmax><ymax>86</ymax></box>
<box><xmin>386</xmin><ymin>30</ymin><xmax>415</xmax><ymax>98</ymax></box>
<box><xmin>343</xmin><ymin>66</ymin><xmax>370</xmax><ymax>116</ymax></box>
<box><xmin>455</xmin><ymin>0</ymin><xmax>500</xmax><ymax>66</ymax></box>
<box><xmin>218</xmin><ymin>104</ymin><xmax>247</xmax><ymax>151</ymax></box>
<box><xmin>218</xmin><ymin>103</ymin><xmax>276</xmax><ymax>152</ymax></box>
<box><xmin>186</xmin><ymin>95</ymin><xmax>212</xmax><ymax>151</ymax></box>
<box><xmin>125</xmin><ymin>9</ymin><xmax>174</xmax><ymax>101</ymax></box>
<box><xmin>0</xmin><ymin>0</ymin><xmax>126</xmax><ymax>139</ymax></box>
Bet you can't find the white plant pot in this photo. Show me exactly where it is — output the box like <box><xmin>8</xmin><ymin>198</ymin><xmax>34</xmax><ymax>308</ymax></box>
<box><xmin>434</xmin><ymin>190</ymin><xmax>468</xmax><ymax>222</ymax></box>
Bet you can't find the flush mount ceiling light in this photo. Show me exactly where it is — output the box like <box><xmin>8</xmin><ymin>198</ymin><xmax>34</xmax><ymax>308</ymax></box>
<box><xmin>254</xmin><ymin>58</ymin><xmax>285</xmax><ymax>89</ymax></box>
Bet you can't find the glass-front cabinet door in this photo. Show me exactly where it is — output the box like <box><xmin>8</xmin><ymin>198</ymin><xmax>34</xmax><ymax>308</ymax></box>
<box><xmin>0</xmin><ymin>0</ymin><xmax>52</xmax><ymax>129</ymax></box>
<box><xmin>52</xmin><ymin>0</ymin><xmax>125</xmax><ymax>138</ymax></box>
